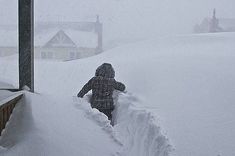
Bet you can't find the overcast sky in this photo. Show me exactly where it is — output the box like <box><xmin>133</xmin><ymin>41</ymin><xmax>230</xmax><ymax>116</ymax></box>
<box><xmin>0</xmin><ymin>0</ymin><xmax>235</xmax><ymax>40</ymax></box>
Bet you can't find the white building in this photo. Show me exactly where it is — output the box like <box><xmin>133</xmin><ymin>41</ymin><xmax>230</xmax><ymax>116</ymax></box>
<box><xmin>194</xmin><ymin>9</ymin><xmax>235</xmax><ymax>33</ymax></box>
<box><xmin>0</xmin><ymin>18</ymin><xmax>103</xmax><ymax>61</ymax></box>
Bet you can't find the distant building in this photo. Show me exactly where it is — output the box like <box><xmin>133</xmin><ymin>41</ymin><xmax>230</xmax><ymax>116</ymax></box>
<box><xmin>208</xmin><ymin>9</ymin><xmax>222</xmax><ymax>32</ymax></box>
<box><xmin>0</xmin><ymin>17</ymin><xmax>103</xmax><ymax>61</ymax></box>
<box><xmin>194</xmin><ymin>9</ymin><xmax>235</xmax><ymax>33</ymax></box>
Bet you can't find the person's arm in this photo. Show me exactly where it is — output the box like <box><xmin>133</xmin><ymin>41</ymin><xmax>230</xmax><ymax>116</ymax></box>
<box><xmin>114</xmin><ymin>80</ymin><xmax>126</xmax><ymax>92</ymax></box>
<box><xmin>77</xmin><ymin>78</ymin><xmax>93</xmax><ymax>98</ymax></box>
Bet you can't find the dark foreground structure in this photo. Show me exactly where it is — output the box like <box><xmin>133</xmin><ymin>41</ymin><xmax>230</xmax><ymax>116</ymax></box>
<box><xmin>19</xmin><ymin>0</ymin><xmax>34</xmax><ymax>92</ymax></box>
<box><xmin>0</xmin><ymin>0</ymin><xmax>33</xmax><ymax>136</ymax></box>
<box><xmin>0</xmin><ymin>94</ymin><xmax>23</xmax><ymax>136</ymax></box>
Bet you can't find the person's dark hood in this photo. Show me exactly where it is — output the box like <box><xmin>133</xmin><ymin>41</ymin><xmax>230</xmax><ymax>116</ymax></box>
<box><xmin>95</xmin><ymin>63</ymin><xmax>115</xmax><ymax>78</ymax></box>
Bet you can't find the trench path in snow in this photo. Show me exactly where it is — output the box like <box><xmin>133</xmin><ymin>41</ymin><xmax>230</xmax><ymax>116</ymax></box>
<box><xmin>1</xmin><ymin>92</ymin><xmax>172</xmax><ymax>156</ymax></box>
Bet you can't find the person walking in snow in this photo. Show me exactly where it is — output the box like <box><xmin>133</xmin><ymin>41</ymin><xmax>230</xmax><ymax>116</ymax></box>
<box><xmin>77</xmin><ymin>63</ymin><xmax>126</xmax><ymax>123</ymax></box>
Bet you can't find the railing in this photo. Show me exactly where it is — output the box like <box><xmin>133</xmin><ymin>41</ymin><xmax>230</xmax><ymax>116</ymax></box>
<box><xmin>0</xmin><ymin>93</ymin><xmax>23</xmax><ymax>136</ymax></box>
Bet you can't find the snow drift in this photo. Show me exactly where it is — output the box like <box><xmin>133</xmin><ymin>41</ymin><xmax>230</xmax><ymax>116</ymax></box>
<box><xmin>0</xmin><ymin>92</ymin><xmax>40</xmax><ymax>154</ymax></box>
<box><xmin>1</xmin><ymin>32</ymin><xmax>235</xmax><ymax>156</ymax></box>
<box><xmin>114</xmin><ymin>93</ymin><xmax>172</xmax><ymax>156</ymax></box>
<box><xmin>1</xmin><ymin>92</ymin><xmax>121</xmax><ymax>156</ymax></box>
<box><xmin>75</xmin><ymin>92</ymin><xmax>172</xmax><ymax>156</ymax></box>
<box><xmin>1</xmin><ymin>91</ymin><xmax>171</xmax><ymax>156</ymax></box>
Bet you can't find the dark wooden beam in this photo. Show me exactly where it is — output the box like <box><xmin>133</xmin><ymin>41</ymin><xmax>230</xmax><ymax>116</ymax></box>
<box><xmin>0</xmin><ymin>94</ymin><xmax>23</xmax><ymax>135</ymax></box>
<box><xmin>19</xmin><ymin>0</ymin><xmax>34</xmax><ymax>92</ymax></box>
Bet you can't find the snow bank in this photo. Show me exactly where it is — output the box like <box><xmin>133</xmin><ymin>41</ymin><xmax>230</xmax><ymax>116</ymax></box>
<box><xmin>74</xmin><ymin>93</ymin><xmax>172</xmax><ymax>156</ymax></box>
<box><xmin>1</xmin><ymin>32</ymin><xmax>235</xmax><ymax>156</ymax></box>
<box><xmin>73</xmin><ymin>95</ymin><xmax>123</xmax><ymax>146</ymax></box>
<box><xmin>113</xmin><ymin>93</ymin><xmax>172</xmax><ymax>156</ymax></box>
<box><xmin>1</xmin><ymin>92</ymin><xmax>121</xmax><ymax>156</ymax></box>
<box><xmin>0</xmin><ymin>92</ymin><xmax>37</xmax><ymax>151</ymax></box>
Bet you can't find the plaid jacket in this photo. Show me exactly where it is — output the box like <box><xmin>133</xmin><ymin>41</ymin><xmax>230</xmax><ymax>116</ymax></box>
<box><xmin>77</xmin><ymin>76</ymin><xmax>125</xmax><ymax>109</ymax></box>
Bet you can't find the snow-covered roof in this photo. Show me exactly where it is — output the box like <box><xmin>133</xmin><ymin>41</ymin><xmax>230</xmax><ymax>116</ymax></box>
<box><xmin>34</xmin><ymin>29</ymin><xmax>59</xmax><ymax>47</ymax></box>
<box><xmin>43</xmin><ymin>30</ymin><xmax>78</xmax><ymax>48</ymax></box>
<box><xmin>65</xmin><ymin>29</ymin><xmax>97</xmax><ymax>48</ymax></box>
<box><xmin>0</xmin><ymin>22</ymin><xmax>98</xmax><ymax>48</ymax></box>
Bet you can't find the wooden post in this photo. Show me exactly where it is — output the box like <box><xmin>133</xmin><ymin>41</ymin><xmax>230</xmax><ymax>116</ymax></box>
<box><xmin>19</xmin><ymin>0</ymin><xmax>34</xmax><ymax>92</ymax></box>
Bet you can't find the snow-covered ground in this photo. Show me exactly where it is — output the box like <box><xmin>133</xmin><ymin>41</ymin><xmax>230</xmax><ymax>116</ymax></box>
<box><xmin>0</xmin><ymin>91</ymin><xmax>171</xmax><ymax>156</ymax></box>
<box><xmin>0</xmin><ymin>92</ymin><xmax>123</xmax><ymax>156</ymax></box>
<box><xmin>1</xmin><ymin>32</ymin><xmax>235</xmax><ymax>156</ymax></box>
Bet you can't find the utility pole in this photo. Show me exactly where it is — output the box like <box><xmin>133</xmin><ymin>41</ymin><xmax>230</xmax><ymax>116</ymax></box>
<box><xmin>19</xmin><ymin>0</ymin><xmax>34</xmax><ymax>92</ymax></box>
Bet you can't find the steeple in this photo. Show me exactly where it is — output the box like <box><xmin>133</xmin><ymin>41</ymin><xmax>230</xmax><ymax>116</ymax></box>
<box><xmin>209</xmin><ymin>8</ymin><xmax>220</xmax><ymax>32</ymax></box>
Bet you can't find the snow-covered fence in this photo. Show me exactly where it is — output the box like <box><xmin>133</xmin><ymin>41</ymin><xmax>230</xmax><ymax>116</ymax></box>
<box><xmin>0</xmin><ymin>93</ymin><xmax>23</xmax><ymax>135</ymax></box>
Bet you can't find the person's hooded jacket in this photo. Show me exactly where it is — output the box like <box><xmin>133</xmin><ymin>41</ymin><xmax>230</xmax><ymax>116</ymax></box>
<box><xmin>77</xmin><ymin>63</ymin><xmax>125</xmax><ymax>109</ymax></box>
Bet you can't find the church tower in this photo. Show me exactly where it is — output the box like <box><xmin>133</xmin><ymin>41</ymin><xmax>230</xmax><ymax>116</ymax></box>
<box><xmin>209</xmin><ymin>8</ymin><xmax>220</xmax><ymax>32</ymax></box>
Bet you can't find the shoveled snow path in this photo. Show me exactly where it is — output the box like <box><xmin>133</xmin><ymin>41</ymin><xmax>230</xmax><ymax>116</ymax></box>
<box><xmin>0</xmin><ymin>92</ymin><xmax>121</xmax><ymax>156</ymax></box>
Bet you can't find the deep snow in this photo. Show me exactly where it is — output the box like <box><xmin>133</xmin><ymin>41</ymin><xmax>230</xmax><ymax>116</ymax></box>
<box><xmin>0</xmin><ymin>91</ymin><xmax>171</xmax><ymax>156</ymax></box>
<box><xmin>0</xmin><ymin>92</ymin><xmax>122</xmax><ymax>156</ymax></box>
<box><xmin>76</xmin><ymin>92</ymin><xmax>172</xmax><ymax>156</ymax></box>
<box><xmin>0</xmin><ymin>32</ymin><xmax>235</xmax><ymax>156</ymax></box>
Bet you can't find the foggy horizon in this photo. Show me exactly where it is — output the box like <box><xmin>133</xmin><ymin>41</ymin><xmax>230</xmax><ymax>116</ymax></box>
<box><xmin>1</xmin><ymin>0</ymin><xmax>235</xmax><ymax>40</ymax></box>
